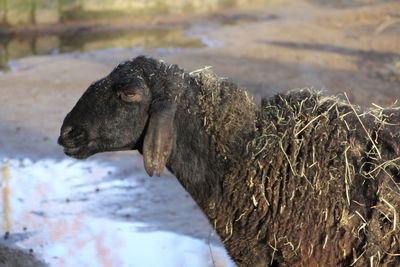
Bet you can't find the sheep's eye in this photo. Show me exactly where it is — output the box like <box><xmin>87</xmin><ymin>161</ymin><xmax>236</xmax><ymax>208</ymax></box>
<box><xmin>117</xmin><ymin>91</ymin><xmax>142</xmax><ymax>103</ymax></box>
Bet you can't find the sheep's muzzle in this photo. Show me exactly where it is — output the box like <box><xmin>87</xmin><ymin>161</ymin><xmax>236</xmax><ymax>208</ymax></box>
<box><xmin>58</xmin><ymin>125</ymin><xmax>91</xmax><ymax>159</ymax></box>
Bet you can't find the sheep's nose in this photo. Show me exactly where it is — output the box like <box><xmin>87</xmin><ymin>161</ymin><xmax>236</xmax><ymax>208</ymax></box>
<box><xmin>59</xmin><ymin>125</ymin><xmax>87</xmax><ymax>145</ymax></box>
<box><xmin>61</xmin><ymin>126</ymin><xmax>74</xmax><ymax>138</ymax></box>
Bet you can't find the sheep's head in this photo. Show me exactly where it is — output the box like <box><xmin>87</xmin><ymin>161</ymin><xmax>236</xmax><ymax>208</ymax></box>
<box><xmin>58</xmin><ymin>56</ymin><xmax>180</xmax><ymax>176</ymax></box>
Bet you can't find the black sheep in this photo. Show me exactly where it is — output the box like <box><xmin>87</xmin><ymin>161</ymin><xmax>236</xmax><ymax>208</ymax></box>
<box><xmin>58</xmin><ymin>56</ymin><xmax>400</xmax><ymax>266</ymax></box>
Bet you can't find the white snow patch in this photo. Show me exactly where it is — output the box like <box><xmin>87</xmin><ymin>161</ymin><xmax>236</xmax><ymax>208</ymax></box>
<box><xmin>0</xmin><ymin>158</ymin><xmax>234</xmax><ymax>267</ymax></box>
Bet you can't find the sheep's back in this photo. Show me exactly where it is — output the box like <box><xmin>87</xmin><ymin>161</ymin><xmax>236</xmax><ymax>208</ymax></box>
<box><xmin>217</xmin><ymin>89</ymin><xmax>400</xmax><ymax>266</ymax></box>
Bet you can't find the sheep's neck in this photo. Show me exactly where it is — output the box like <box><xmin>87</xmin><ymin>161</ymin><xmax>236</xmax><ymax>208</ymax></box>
<box><xmin>166</xmin><ymin>77</ymin><xmax>258</xmax><ymax>214</ymax></box>
<box><xmin>166</xmin><ymin>100</ymin><xmax>226</xmax><ymax>207</ymax></box>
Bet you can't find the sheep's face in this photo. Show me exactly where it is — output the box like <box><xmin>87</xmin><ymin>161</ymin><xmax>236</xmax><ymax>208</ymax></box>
<box><xmin>58</xmin><ymin>66</ymin><xmax>152</xmax><ymax>160</ymax></box>
<box><xmin>59</xmin><ymin>56</ymin><xmax>179</xmax><ymax>176</ymax></box>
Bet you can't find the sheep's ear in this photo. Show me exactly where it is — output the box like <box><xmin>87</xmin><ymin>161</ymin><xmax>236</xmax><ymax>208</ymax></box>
<box><xmin>143</xmin><ymin>101</ymin><xmax>176</xmax><ymax>177</ymax></box>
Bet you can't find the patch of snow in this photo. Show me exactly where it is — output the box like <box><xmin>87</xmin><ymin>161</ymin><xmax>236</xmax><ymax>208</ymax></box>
<box><xmin>0</xmin><ymin>158</ymin><xmax>234</xmax><ymax>267</ymax></box>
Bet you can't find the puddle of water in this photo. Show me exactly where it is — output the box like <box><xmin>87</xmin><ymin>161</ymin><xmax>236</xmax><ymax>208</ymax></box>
<box><xmin>211</xmin><ymin>13</ymin><xmax>279</xmax><ymax>25</ymax></box>
<box><xmin>0</xmin><ymin>28</ymin><xmax>205</xmax><ymax>70</ymax></box>
<box><xmin>0</xmin><ymin>158</ymin><xmax>233</xmax><ymax>267</ymax></box>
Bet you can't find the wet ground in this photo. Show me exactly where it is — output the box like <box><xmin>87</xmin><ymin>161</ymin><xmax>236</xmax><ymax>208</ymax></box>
<box><xmin>0</xmin><ymin>12</ymin><xmax>276</xmax><ymax>70</ymax></box>
<box><xmin>0</xmin><ymin>156</ymin><xmax>232</xmax><ymax>266</ymax></box>
<box><xmin>0</xmin><ymin>0</ymin><xmax>400</xmax><ymax>266</ymax></box>
<box><xmin>0</xmin><ymin>28</ymin><xmax>205</xmax><ymax>70</ymax></box>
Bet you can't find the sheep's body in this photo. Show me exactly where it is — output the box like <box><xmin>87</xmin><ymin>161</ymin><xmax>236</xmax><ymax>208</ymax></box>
<box><xmin>59</xmin><ymin>57</ymin><xmax>400</xmax><ymax>266</ymax></box>
<box><xmin>181</xmin><ymin>70</ymin><xmax>400</xmax><ymax>266</ymax></box>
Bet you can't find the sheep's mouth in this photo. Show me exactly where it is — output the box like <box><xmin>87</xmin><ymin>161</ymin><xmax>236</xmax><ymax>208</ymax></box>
<box><xmin>63</xmin><ymin>147</ymin><xmax>93</xmax><ymax>159</ymax></box>
<box><xmin>58</xmin><ymin>137</ymin><xmax>94</xmax><ymax>159</ymax></box>
<box><xmin>61</xmin><ymin>144</ymin><xmax>94</xmax><ymax>159</ymax></box>
<box><xmin>60</xmin><ymin>140</ymin><xmax>136</xmax><ymax>159</ymax></box>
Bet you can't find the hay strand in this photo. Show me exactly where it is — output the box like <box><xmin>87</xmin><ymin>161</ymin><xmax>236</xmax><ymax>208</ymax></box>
<box><xmin>344</xmin><ymin>93</ymin><xmax>382</xmax><ymax>159</ymax></box>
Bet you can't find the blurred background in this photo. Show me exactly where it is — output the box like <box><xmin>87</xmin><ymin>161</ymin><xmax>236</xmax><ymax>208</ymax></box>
<box><xmin>0</xmin><ymin>0</ymin><xmax>267</xmax><ymax>69</ymax></box>
<box><xmin>0</xmin><ymin>0</ymin><xmax>399</xmax><ymax>266</ymax></box>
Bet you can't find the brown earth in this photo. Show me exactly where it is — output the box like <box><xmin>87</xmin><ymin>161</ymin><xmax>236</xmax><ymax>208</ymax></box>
<box><xmin>0</xmin><ymin>0</ymin><xmax>399</xmax><ymax>265</ymax></box>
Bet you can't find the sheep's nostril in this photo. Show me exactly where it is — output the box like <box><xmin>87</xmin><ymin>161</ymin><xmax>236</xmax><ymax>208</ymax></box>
<box><xmin>61</xmin><ymin>125</ymin><xmax>87</xmax><ymax>142</ymax></box>
<box><xmin>70</xmin><ymin>128</ymin><xmax>85</xmax><ymax>139</ymax></box>
<box><xmin>61</xmin><ymin>126</ymin><xmax>74</xmax><ymax>138</ymax></box>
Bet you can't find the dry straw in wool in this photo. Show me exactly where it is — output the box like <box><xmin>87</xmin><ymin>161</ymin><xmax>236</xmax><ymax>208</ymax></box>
<box><xmin>191</xmin><ymin>68</ymin><xmax>400</xmax><ymax>266</ymax></box>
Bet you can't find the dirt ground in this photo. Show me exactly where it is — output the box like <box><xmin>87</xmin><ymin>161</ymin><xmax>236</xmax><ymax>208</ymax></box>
<box><xmin>0</xmin><ymin>0</ymin><xmax>399</xmax><ymax>265</ymax></box>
